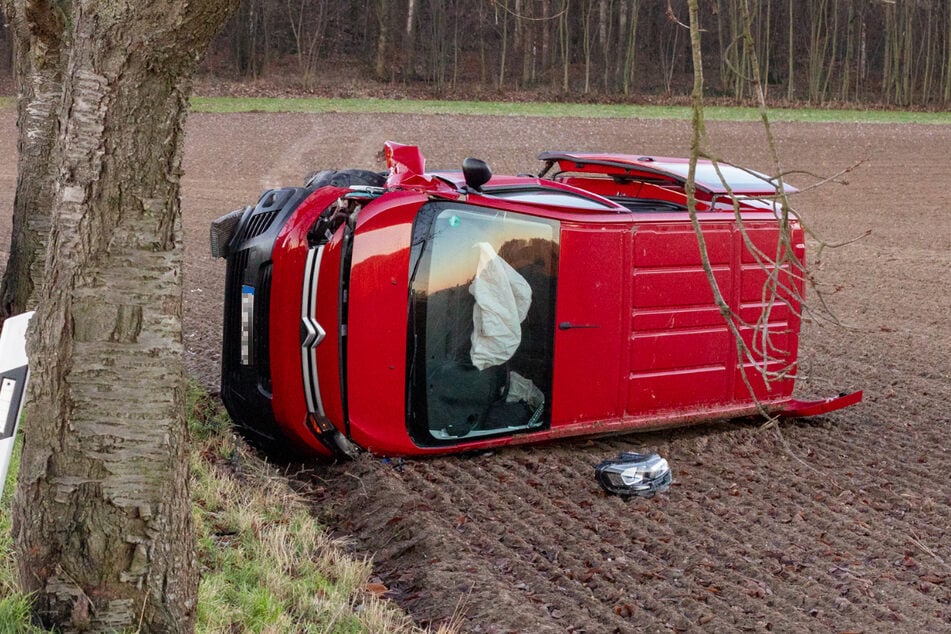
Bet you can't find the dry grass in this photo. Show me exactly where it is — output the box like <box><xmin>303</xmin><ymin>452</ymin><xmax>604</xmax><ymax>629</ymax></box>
<box><xmin>0</xmin><ymin>386</ymin><xmax>455</xmax><ymax>633</ymax></box>
<box><xmin>188</xmin><ymin>385</ymin><xmax>456</xmax><ymax>633</ymax></box>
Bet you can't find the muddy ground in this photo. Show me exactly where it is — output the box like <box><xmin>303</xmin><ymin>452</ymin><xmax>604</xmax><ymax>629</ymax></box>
<box><xmin>1</xmin><ymin>110</ymin><xmax>948</xmax><ymax>632</ymax></box>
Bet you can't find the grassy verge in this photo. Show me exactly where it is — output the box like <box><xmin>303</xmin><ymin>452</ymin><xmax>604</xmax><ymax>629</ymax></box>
<box><xmin>0</xmin><ymin>386</ymin><xmax>446</xmax><ymax>633</ymax></box>
<box><xmin>0</xmin><ymin>437</ymin><xmax>45</xmax><ymax>632</ymax></box>
<box><xmin>188</xmin><ymin>95</ymin><xmax>951</xmax><ymax>125</ymax></box>
<box><xmin>4</xmin><ymin>93</ymin><xmax>949</xmax><ymax>123</ymax></box>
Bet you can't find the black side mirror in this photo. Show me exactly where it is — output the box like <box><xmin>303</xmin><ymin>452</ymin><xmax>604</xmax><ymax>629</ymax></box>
<box><xmin>462</xmin><ymin>157</ymin><xmax>492</xmax><ymax>192</ymax></box>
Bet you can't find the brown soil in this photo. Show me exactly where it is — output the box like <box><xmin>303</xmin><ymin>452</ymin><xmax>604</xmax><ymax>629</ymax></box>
<box><xmin>1</xmin><ymin>111</ymin><xmax>949</xmax><ymax>632</ymax></box>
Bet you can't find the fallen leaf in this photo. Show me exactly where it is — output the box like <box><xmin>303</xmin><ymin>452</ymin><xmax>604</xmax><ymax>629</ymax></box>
<box><xmin>366</xmin><ymin>582</ymin><xmax>388</xmax><ymax>596</ymax></box>
<box><xmin>614</xmin><ymin>603</ymin><xmax>634</xmax><ymax>618</ymax></box>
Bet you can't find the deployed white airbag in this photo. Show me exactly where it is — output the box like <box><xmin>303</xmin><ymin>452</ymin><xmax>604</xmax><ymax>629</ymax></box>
<box><xmin>469</xmin><ymin>242</ymin><xmax>532</xmax><ymax>370</ymax></box>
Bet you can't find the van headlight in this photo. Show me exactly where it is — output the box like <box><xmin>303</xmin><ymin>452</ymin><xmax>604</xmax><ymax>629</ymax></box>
<box><xmin>595</xmin><ymin>452</ymin><xmax>672</xmax><ymax>497</ymax></box>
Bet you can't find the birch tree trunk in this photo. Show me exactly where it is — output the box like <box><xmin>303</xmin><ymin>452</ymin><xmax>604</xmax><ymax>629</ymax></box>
<box><xmin>404</xmin><ymin>0</ymin><xmax>417</xmax><ymax>78</ymax></box>
<box><xmin>11</xmin><ymin>0</ymin><xmax>236</xmax><ymax>630</ymax></box>
<box><xmin>0</xmin><ymin>0</ymin><xmax>65</xmax><ymax>318</ymax></box>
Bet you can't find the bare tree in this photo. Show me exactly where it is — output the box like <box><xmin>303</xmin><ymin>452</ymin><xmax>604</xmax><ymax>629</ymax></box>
<box><xmin>229</xmin><ymin>0</ymin><xmax>271</xmax><ymax>78</ymax></box>
<box><xmin>286</xmin><ymin>0</ymin><xmax>329</xmax><ymax>89</ymax></box>
<box><xmin>7</xmin><ymin>0</ymin><xmax>236</xmax><ymax>629</ymax></box>
<box><xmin>581</xmin><ymin>0</ymin><xmax>595</xmax><ymax>93</ymax></box>
<box><xmin>558</xmin><ymin>0</ymin><xmax>570</xmax><ymax>92</ymax></box>
<box><xmin>786</xmin><ymin>0</ymin><xmax>795</xmax><ymax>100</ymax></box>
<box><xmin>375</xmin><ymin>0</ymin><xmax>390</xmax><ymax>81</ymax></box>
<box><xmin>404</xmin><ymin>0</ymin><xmax>418</xmax><ymax>78</ymax></box>
<box><xmin>945</xmin><ymin>2</ymin><xmax>951</xmax><ymax>102</ymax></box>
<box><xmin>620</xmin><ymin>0</ymin><xmax>640</xmax><ymax>94</ymax></box>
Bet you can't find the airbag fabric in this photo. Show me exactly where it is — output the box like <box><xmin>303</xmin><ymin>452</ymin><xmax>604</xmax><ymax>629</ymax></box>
<box><xmin>469</xmin><ymin>242</ymin><xmax>532</xmax><ymax>370</ymax></box>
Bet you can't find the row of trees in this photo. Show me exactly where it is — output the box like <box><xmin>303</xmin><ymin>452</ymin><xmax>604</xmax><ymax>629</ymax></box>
<box><xmin>211</xmin><ymin>0</ymin><xmax>951</xmax><ymax>105</ymax></box>
<box><xmin>3</xmin><ymin>1</ymin><xmax>950</xmax><ymax>106</ymax></box>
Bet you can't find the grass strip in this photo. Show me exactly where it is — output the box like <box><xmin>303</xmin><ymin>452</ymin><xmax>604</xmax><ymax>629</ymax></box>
<box><xmin>188</xmin><ymin>96</ymin><xmax>951</xmax><ymax>125</ymax></box>
<box><xmin>186</xmin><ymin>386</ymin><xmax>450</xmax><ymax>634</ymax></box>
<box><xmin>4</xmin><ymin>94</ymin><xmax>949</xmax><ymax>124</ymax></box>
<box><xmin>0</xmin><ymin>385</ymin><xmax>451</xmax><ymax>633</ymax></box>
<box><xmin>0</xmin><ymin>437</ymin><xmax>47</xmax><ymax>633</ymax></box>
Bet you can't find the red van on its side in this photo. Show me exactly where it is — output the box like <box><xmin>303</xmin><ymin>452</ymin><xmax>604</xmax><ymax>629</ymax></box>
<box><xmin>211</xmin><ymin>142</ymin><xmax>860</xmax><ymax>459</ymax></box>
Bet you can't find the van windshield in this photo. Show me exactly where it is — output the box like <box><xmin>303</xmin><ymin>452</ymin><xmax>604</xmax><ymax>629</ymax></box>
<box><xmin>407</xmin><ymin>202</ymin><xmax>559</xmax><ymax>445</ymax></box>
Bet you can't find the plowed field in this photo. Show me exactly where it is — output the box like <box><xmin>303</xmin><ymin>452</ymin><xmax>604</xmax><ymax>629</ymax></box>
<box><xmin>2</xmin><ymin>110</ymin><xmax>948</xmax><ymax>633</ymax></box>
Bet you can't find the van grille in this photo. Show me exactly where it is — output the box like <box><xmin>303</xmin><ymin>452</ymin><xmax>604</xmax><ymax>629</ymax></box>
<box><xmin>241</xmin><ymin>210</ymin><xmax>278</xmax><ymax>241</ymax></box>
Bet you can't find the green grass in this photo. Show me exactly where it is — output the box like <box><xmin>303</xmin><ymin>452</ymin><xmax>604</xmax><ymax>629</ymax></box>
<box><xmin>188</xmin><ymin>95</ymin><xmax>951</xmax><ymax>125</ymax></box>
<box><xmin>4</xmin><ymin>93</ymin><xmax>948</xmax><ymax>123</ymax></box>
<box><xmin>188</xmin><ymin>384</ymin><xmax>443</xmax><ymax>633</ymax></box>
<box><xmin>0</xmin><ymin>386</ymin><xmax>448</xmax><ymax>633</ymax></box>
<box><xmin>0</xmin><ymin>436</ymin><xmax>47</xmax><ymax>634</ymax></box>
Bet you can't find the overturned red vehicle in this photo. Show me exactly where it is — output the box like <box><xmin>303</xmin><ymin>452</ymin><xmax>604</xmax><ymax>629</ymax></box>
<box><xmin>211</xmin><ymin>142</ymin><xmax>860</xmax><ymax>459</ymax></box>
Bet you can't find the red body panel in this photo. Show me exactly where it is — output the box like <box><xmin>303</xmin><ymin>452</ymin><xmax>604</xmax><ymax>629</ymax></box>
<box><xmin>344</xmin><ymin>194</ymin><xmax>421</xmax><ymax>454</ymax></box>
<box><xmin>551</xmin><ymin>224</ymin><xmax>627</xmax><ymax>424</ymax></box>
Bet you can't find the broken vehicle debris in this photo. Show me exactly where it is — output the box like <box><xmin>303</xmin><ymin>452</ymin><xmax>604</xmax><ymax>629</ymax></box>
<box><xmin>595</xmin><ymin>452</ymin><xmax>673</xmax><ymax>497</ymax></box>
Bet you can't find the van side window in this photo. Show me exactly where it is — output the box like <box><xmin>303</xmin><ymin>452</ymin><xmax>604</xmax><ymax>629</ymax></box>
<box><xmin>407</xmin><ymin>203</ymin><xmax>559</xmax><ymax>446</ymax></box>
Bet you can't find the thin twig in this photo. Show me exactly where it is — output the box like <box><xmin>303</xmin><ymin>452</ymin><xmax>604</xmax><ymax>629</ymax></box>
<box><xmin>771</xmin><ymin>424</ymin><xmax>843</xmax><ymax>490</ymax></box>
<box><xmin>908</xmin><ymin>534</ymin><xmax>951</xmax><ymax>574</ymax></box>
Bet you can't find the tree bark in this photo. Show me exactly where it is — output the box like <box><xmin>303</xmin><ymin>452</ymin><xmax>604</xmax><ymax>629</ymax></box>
<box><xmin>0</xmin><ymin>0</ymin><xmax>65</xmax><ymax>318</ymax></box>
<box><xmin>11</xmin><ymin>0</ymin><xmax>236</xmax><ymax>630</ymax></box>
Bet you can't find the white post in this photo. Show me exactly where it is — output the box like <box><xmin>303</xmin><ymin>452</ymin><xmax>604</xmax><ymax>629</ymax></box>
<box><xmin>0</xmin><ymin>312</ymin><xmax>34</xmax><ymax>494</ymax></box>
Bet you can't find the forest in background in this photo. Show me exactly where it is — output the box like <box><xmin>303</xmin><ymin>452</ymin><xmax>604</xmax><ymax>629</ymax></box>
<box><xmin>3</xmin><ymin>0</ymin><xmax>951</xmax><ymax>107</ymax></box>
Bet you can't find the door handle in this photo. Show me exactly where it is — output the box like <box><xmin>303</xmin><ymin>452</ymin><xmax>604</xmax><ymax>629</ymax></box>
<box><xmin>558</xmin><ymin>322</ymin><xmax>600</xmax><ymax>330</ymax></box>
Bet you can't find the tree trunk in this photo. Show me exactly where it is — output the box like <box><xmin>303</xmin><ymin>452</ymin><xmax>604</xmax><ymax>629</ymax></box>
<box><xmin>945</xmin><ymin>2</ymin><xmax>951</xmax><ymax>102</ymax></box>
<box><xmin>840</xmin><ymin>0</ymin><xmax>854</xmax><ymax>101</ymax></box>
<box><xmin>622</xmin><ymin>0</ymin><xmax>639</xmax><ymax>95</ymax></box>
<box><xmin>598</xmin><ymin>0</ymin><xmax>609</xmax><ymax>91</ymax></box>
<box><xmin>520</xmin><ymin>0</ymin><xmax>534</xmax><ymax>87</ymax></box>
<box><xmin>582</xmin><ymin>0</ymin><xmax>594</xmax><ymax>93</ymax></box>
<box><xmin>559</xmin><ymin>0</ymin><xmax>569</xmax><ymax>93</ymax></box>
<box><xmin>404</xmin><ymin>0</ymin><xmax>417</xmax><ymax>78</ymax></box>
<box><xmin>786</xmin><ymin>0</ymin><xmax>794</xmax><ymax>100</ymax></box>
<box><xmin>0</xmin><ymin>0</ymin><xmax>65</xmax><ymax>318</ymax></box>
<box><xmin>376</xmin><ymin>0</ymin><xmax>389</xmax><ymax>81</ymax></box>
<box><xmin>498</xmin><ymin>0</ymin><xmax>509</xmax><ymax>90</ymax></box>
<box><xmin>11</xmin><ymin>0</ymin><xmax>236</xmax><ymax>630</ymax></box>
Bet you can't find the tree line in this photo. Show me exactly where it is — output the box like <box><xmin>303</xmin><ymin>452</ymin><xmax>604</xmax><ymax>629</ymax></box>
<box><xmin>3</xmin><ymin>1</ymin><xmax>950</xmax><ymax>107</ymax></box>
<box><xmin>217</xmin><ymin>0</ymin><xmax>951</xmax><ymax>106</ymax></box>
